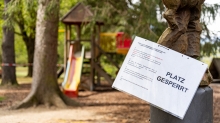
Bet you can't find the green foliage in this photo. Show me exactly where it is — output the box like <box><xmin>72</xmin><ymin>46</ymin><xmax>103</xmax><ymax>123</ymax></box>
<box><xmin>57</xmin><ymin>31</ymin><xmax>65</xmax><ymax>63</ymax></box>
<box><xmin>201</xmin><ymin>3</ymin><xmax>220</xmax><ymax>57</ymax></box>
<box><xmin>45</xmin><ymin>0</ymin><xmax>60</xmax><ymax>20</ymax></box>
<box><xmin>1</xmin><ymin>0</ymin><xmax>79</xmax><ymax>64</ymax></box>
<box><xmin>1</xmin><ymin>0</ymin><xmax>37</xmax><ymax>67</ymax></box>
<box><xmin>58</xmin><ymin>0</ymin><xmax>78</xmax><ymax>63</ymax></box>
<box><xmin>15</xmin><ymin>35</ymin><xmax>27</xmax><ymax>64</ymax></box>
<box><xmin>60</xmin><ymin>0</ymin><xmax>78</xmax><ymax>16</ymax></box>
<box><xmin>1</xmin><ymin>0</ymin><xmax>220</xmax><ymax>66</ymax></box>
<box><xmin>4</xmin><ymin>0</ymin><xmax>37</xmax><ymax>38</ymax></box>
<box><xmin>82</xmin><ymin>0</ymin><xmax>220</xmax><ymax>57</ymax></box>
<box><xmin>0</xmin><ymin>1</ymin><xmax>3</xmax><ymax>60</ymax></box>
<box><xmin>101</xmin><ymin>54</ymin><xmax>125</xmax><ymax>78</ymax></box>
<box><xmin>81</xmin><ymin>0</ymin><xmax>166</xmax><ymax>42</ymax></box>
<box><xmin>0</xmin><ymin>1</ymin><xmax>3</xmax><ymax>18</ymax></box>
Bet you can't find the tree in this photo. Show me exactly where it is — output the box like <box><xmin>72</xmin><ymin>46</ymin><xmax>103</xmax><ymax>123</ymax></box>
<box><xmin>13</xmin><ymin>0</ymin><xmax>77</xmax><ymax>109</ymax></box>
<box><xmin>200</xmin><ymin>3</ymin><xmax>220</xmax><ymax>56</ymax></box>
<box><xmin>5</xmin><ymin>0</ymin><xmax>38</xmax><ymax>77</ymax></box>
<box><xmin>82</xmin><ymin>0</ymin><xmax>220</xmax><ymax>57</ymax></box>
<box><xmin>4</xmin><ymin>0</ymin><xmax>78</xmax><ymax>77</ymax></box>
<box><xmin>82</xmin><ymin>0</ymin><xmax>166</xmax><ymax>41</ymax></box>
<box><xmin>1</xmin><ymin>0</ymin><xmax>17</xmax><ymax>85</ymax></box>
<box><xmin>0</xmin><ymin>1</ymin><xmax>4</xmax><ymax>62</ymax></box>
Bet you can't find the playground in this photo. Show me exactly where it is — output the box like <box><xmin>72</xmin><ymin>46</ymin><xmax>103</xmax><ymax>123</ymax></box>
<box><xmin>1</xmin><ymin>1</ymin><xmax>220</xmax><ymax>123</ymax></box>
<box><xmin>59</xmin><ymin>3</ymin><xmax>133</xmax><ymax>97</ymax></box>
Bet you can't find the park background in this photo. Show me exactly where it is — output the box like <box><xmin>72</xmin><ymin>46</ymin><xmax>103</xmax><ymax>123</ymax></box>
<box><xmin>0</xmin><ymin>0</ymin><xmax>220</xmax><ymax>122</ymax></box>
<box><xmin>0</xmin><ymin>0</ymin><xmax>220</xmax><ymax>68</ymax></box>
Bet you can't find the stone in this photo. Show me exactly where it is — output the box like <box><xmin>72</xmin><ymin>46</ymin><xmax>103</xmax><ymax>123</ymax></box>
<box><xmin>150</xmin><ymin>86</ymin><xmax>213</xmax><ymax>123</ymax></box>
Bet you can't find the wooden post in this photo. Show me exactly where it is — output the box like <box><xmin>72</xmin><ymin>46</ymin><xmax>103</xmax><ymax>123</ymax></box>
<box><xmin>64</xmin><ymin>25</ymin><xmax>71</xmax><ymax>74</ymax></box>
<box><xmin>76</xmin><ymin>24</ymin><xmax>81</xmax><ymax>41</ymax></box>
<box><xmin>90</xmin><ymin>27</ymin><xmax>96</xmax><ymax>91</ymax></box>
<box><xmin>73</xmin><ymin>24</ymin><xmax>81</xmax><ymax>53</ymax></box>
<box><xmin>96</xmin><ymin>25</ymin><xmax>101</xmax><ymax>85</ymax></box>
<box><xmin>64</xmin><ymin>25</ymin><xmax>68</xmax><ymax>73</ymax></box>
<box><xmin>67</xmin><ymin>25</ymin><xmax>71</xmax><ymax>53</ymax></box>
<box><xmin>69</xmin><ymin>25</ymin><xmax>72</xmax><ymax>41</ymax></box>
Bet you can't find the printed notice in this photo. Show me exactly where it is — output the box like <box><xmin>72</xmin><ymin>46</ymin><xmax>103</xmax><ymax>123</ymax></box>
<box><xmin>112</xmin><ymin>36</ymin><xmax>208</xmax><ymax>119</ymax></box>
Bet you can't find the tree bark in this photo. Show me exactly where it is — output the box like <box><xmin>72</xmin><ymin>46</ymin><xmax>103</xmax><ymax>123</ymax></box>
<box><xmin>17</xmin><ymin>20</ymin><xmax>35</xmax><ymax>77</ymax></box>
<box><xmin>24</xmin><ymin>37</ymin><xmax>35</xmax><ymax>77</ymax></box>
<box><xmin>1</xmin><ymin>0</ymin><xmax>18</xmax><ymax>85</ymax></box>
<box><xmin>13</xmin><ymin>0</ymin><xmax>78</xmax><ymax>109</ymax></box>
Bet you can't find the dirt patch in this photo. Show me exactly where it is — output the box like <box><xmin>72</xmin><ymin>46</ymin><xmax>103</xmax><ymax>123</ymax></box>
<box><xmin>0</xmin><ymin>84</ymin><xmax>150</xmax><ymax>123</ymax></box>
<box><xmin>0</xmin><ymin>83</ymin><xmax>219</xmax><ymax>123</ymax></box>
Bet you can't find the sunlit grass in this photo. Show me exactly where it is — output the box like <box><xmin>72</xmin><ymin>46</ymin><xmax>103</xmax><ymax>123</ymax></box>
<box><xmin>0</xmin><ymin>67</ymin><xmax>64</xmax><ymax>84</ymax></box>
<box><xmin>101</xmin><ymin>63</ymin><xmax>118</xmax><ymax>78</ymax></box>
<box><xmin>16</xmin><ymin>67</ymin><xmax>28</xmax><ymax>77</ymax></box>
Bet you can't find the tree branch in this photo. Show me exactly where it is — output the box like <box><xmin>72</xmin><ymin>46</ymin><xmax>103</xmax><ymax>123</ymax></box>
<box><xmin>14</xmin><ymin>31</ymin><xmax>22</xmax><ymax>36</ymax></box>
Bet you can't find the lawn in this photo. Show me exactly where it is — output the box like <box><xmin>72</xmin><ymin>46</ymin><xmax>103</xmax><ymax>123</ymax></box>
<box><xmin>0</xmin><ymin>67</ymin><xmax>64</xmax><ymax>84</ymax></box>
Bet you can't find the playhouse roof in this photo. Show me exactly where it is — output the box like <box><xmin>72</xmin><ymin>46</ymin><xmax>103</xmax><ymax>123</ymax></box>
<box><xmin>61</xmin><ymin>2</ymin><xmax>103</xmax><ymax>25</ymax></box>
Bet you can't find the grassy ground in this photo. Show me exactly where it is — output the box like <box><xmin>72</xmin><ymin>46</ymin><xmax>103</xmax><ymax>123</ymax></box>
<box><xmin>15</xmin><ymin>67</ymin><xmax>32</xmax><ymax>84</ymax></box>
<box><xmin>0</xmin><ymin>67</ymin><xmax>64</xmax><ymax>84</ymax></box>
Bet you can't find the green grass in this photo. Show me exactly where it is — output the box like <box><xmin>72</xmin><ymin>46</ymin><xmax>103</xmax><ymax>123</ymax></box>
<box><xmin>101</xmin><ymin>63</ymin><xmax>118</xmax><ymax>78</ymax></box>
<box><xmin>15</xmin><ymin>67</ymin><xmax>32</xmax><ymax>84</ymax></box>
<box><xmin>0</xmin><ymin>67</ymin><xmax>64</xmax><ymax>84</ymax></box>
<box><xmin>16</xmin><ymin>67</ymin><xmax>28</xmax><ymax>77</ymax></box>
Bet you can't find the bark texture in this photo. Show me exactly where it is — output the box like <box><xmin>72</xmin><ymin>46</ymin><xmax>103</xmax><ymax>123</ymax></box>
<box><xmin>13</xmin><ymin>0</ymin><xmax>78</xmax><ymax>109</ymax></box>
<box><xmin>25</xmin><ymin>38</ymin><xmax>35</xmax><ymax>77</ymax></box>
<box><xmin>1</xmin><ymin>0</ymin><xmax>18</xmax><ymax>85</ymax></box>
<box><xmin>18</xmin><ymin>22</ymin><xmax>35</xmax><ymax>77</ymax></box>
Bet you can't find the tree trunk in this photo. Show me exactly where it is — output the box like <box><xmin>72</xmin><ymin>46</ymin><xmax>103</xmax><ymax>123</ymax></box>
<box><xmin>25</xmin><ymin>38</ymin><xmax>35</xmax><ymax>77</ymax></box>
<box><xmin>13</xmin><ymin>0</ymin><xmax>77</xmax><ymax>109</ymax></box>
<box><xmin>1</xmin><ymin>0</ymin><xmax>18</xmax><ymax>85</ymax></box>
<box><xmin>17</xmin><ymin>18</ymin><xmax>35</xmax><ymax>77</ymax></box>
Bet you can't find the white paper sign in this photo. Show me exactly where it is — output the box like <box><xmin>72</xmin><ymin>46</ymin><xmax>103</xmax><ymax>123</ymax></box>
<box><xmin>112</xmin><ymin>36</ymin><xmax>208</xmax><ymax>119</ymax></box>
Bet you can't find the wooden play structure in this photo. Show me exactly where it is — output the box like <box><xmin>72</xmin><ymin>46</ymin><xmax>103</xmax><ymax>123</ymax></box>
<box><xmin>61</xmin><ymin>3</ymin><xmax>132</xmax><ymax>93</ymax></box>
<box><xmin>99</xmin><ymin>32</ymin><xmax>132</xmax><ymax>55</ymax></box>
